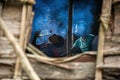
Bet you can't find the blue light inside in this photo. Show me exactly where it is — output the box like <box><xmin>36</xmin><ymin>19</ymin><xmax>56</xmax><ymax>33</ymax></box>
<box><xmin>30</xmin><ymin>0</ymin><xmax>97</xmax><ymax>44</ymax></box>
<box><xmin>73</xmin><ymin>0</ymin><xmax>96</xmax><ymax>37</ymax></box>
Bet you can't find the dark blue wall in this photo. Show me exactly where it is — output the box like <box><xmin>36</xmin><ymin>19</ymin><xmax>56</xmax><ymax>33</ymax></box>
<box><xmin>30</xmin><ymin>0</ymin><xmax>100</xmax><ymax>44</ymax></box>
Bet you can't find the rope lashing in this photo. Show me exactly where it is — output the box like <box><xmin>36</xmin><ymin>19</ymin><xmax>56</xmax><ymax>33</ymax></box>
<box><xmin>100</xmin><ymin>15</ymin><xmax>111</xmax><ymax>31</ymax></box>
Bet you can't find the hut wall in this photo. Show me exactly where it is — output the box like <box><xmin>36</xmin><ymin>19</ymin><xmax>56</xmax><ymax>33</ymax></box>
<box><xmin>0</xmin><ymin>1</ymin><xmax>120</xmax><ymax>80</ymax></box>
<box><xmin>0</xmin><ymin>3</ymin><xmax>22</xmax><ymax>57</ymax></box>
<box><xmin>0</xmin><ymin>1</ymin><xmax>33</xmax><ymax>79</ymax></box>
<box><xmin>114</xmin><ymin>5</ymin><xmax>120</xmax><ymax>35</ymax></box>
<box><xmin>0</xmin><ymin>2</ymin><xmax>22</xmax><ymax>79</ymax></box>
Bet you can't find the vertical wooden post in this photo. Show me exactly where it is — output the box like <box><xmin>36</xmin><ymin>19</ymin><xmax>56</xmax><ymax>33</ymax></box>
<box><xmin>24</xmin><ymin>5</ymin><xmax>33</xmax><ymax>49</ymax></box>
<box><xmin>95</xmin><ymin>0</ymin><xmax>112</xmax><ymax>80</ymax></box>
<box><xmin>95</xmin><ymin>24</ymin><xmax>105</xmax><ymax>80</ymax></box>
<box><xmin>67</xmin><ymin>0</ymin><xmax>73</xmax><ymax>54</ymax></box>
<box><xmin>14</xmin><ymin>4</ymin><xmax>27</xmax><ymax>80</ymax></box>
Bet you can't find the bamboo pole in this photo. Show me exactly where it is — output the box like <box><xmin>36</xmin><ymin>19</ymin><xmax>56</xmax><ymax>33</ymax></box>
<box><xmin>95</xmin><ymin>24</ymin><xmax>105</xmax><ymax>80</ymax></box>
<box><xmin>14</xmin><ymin>4</ymin><xmax>27</xmax><ymax>80</ymax></box>
<box><xmin>24</xmin><ymin>5</ymin><xmax>33</xmax><ymax>50</ymax></box>
<box><xmin>95</xmin><ymin>0</ymin><xmax>112</xmax><ymax>80</ymax></box>
<box><xmin>0</xmin><ymin>18</ymin><xmax>41</xmax><ymax>80</ymax></box>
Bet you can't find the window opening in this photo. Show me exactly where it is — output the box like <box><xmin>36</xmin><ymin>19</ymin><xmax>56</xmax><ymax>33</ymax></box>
<box><xmin>30</xmin><ymin>0</ymin><xmax>102</xmax><ymax>57</ymax></box>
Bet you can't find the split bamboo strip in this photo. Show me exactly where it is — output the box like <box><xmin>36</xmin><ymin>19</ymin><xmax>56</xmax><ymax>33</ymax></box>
<box><xmin>14</xmin><ymin>4</ymin><xmax>27</xmax><ymax>80</ymax></box>
<box><xmin>0</xmin><ymin>18</ymin><xmax>41</xmax><ymax>80</ymax></box>
<box><xmin>95</xmin><ymin>0</ymin><xmax>112</xmax><ymax>80</ymax></box>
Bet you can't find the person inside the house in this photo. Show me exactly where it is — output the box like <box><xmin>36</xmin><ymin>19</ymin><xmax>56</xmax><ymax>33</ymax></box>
<box><xmin>71</xmin><ymin>27</ymin><xmax>99</xmax><ymax>53</ymax></box>
<box><xmin>32</xmin><ymin>31</ymin><xmax>66</xmax><ymax>57</ymax></box>
<box><xmin>71</xmin><ymin>22</ymin><xmax>95</xmax><ymax>54</ymax></box>
<box><xmin>72</xmin><ymin>34</ymin><xmax>95</xmax><ymax>53</ymax></box>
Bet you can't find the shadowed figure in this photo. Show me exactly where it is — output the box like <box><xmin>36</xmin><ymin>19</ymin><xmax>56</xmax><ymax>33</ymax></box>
<box><xmin>32</xmin><ymin>31</ymin><xmax>66</xmax><ymax>57</ymax></box>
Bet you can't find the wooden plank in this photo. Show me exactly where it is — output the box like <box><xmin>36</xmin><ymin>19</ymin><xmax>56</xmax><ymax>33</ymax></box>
<box><xmin>99</xmin><ymin>46</ymin><xmax>120</xmax><ymax>70</ymax></box>
<box><xmin>0</xmin><ymin>49</ymin><xmax>14</xmax><ymax>54</ymax></box>
<box><xmin>2</xmin><ymin>6</ymin><xmax>22</xmax><ymax>22</ymax></box>
<box><xmin>0</xmin><ymin>65</ymin><xmax>13</xmax><ymax>79</ymax></box>
<box><xmin>0</xmin><ymin>37</ymin><xmax>18</xmax><ymax>42</ymax></box>
<box><xmin>114</xmin><ymin>7</ymin><xmax>120</xmax><ymax>35</ymax></box>
<box><xmin>0</xmin><ymin>44</ymin><xmax>14</xmax><ymax>49</ymax></box>
<box><xmin>2</xmin><ymin>21</ymin><xmax>20</xmax><ymax>37</ymax></box>
<box><xmin>0</xmin><ymin>57</ymin><xmax>16</xmax><ymax>65</ymax></box>
<box><xmin>28</xmin><ymin>61</ymin><xmax>95</xmax><ymax>80</ymax></box>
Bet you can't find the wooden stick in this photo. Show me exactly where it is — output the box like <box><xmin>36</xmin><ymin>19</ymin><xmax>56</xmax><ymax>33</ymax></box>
<box><xmin>28</xmin><ymin>44</ymin><xmax>47</xmax><ymax>56</ymax></box>
<box><xmin>23</xmin><ymin>5</ymin><xmax>33</xmax><ymax>50</ymax></box>
<box><xmin>27</xmin><ymin>54</ymin><xmax>72</xmax><ymax>70</ymax></box>
<box><xmin>95</xmin><ymin>0</ymin><xmax>112</xmax><ymax>80</ymax></box>
<box><xmin>0</xmin><ymin>18</ymin><xmax>41</xmax><ymax>80</ymax></box>
<box><xmin>27</xmin><ymin>44</ymin><xmax>120</xmax><ymax>64</ymax></box>
<box><xmin>14</xmin><ymin>58</ymin><xmax>21</xmax><ymax>80</ymax></box>
<box><xmin>26</xmin><ymin>46</ymin><xmax>57</xmax><ymax>61</ymax></box>
<box><xmin>20</xmin><ymin>3</ymin><xmax>27</xmax><ymax>49</ymax></box>
<box><xmin>95</xmin><ymin>24</ymin><xmax>105</xmax><ymax>80</ymax></box>
<box><xmin>14</xmin><ymin>4</ymin><xmax>27</xmax><ymax>80</ymax></box>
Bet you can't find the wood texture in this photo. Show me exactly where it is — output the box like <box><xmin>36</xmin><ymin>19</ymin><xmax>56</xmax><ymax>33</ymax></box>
<box><xmin>0</xmin><ymin>5</ymin><xmax>21</xmax><ymax>57</ymax></box>
<box><xmin>0</xmin><ymin>18</ymin><xmax>40</xmax><ymax>80</ymax></box>
<box><xmin>95</xmin><ymin>0</ymin><xmax>112</xmax><ymax>80</ymax></box>
<box><xmin>0</xmin><ymin>3</ymin><xmax>2</xmax><ymax>16</ymax></box>
<box><xmin>14</xmin><ymin>3</ymin><xmax>27</xmax><ymax>80</ymax></box>
<box><xmin>28</xmin><ymin>61</ymin><xmax>96</xmax><ymax>80</ymax></box>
